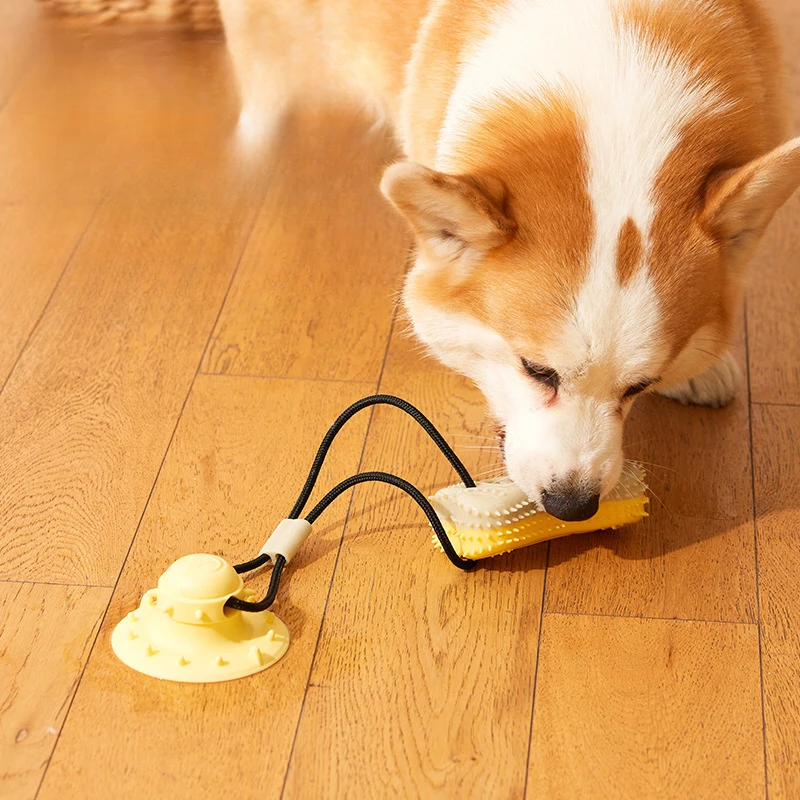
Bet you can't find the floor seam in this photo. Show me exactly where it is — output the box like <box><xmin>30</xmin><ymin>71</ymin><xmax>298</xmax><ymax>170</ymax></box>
<box><xmin>32</xmin><ymin>188</ymin><xmax>265</xmax><ymax>798</ymax></box>
<box><xmin>522</xmin><ymin>540</ymin><xmax>550</xmax><ymax>799</ymax></box>
<box><xmin>0</xmin><ymin>196</ymin><xmax>105</xmax><ymax>398</ymax></box>
<box><xmin>278</xmin><ymin>288</ymin><xmax>403</xmax><ymax>798</ymax></box>
<box><xmin>0</xmin><ymin>578</ymin><xmax>113</xmax><ymax>590</ymax></box>
<box><xmin>197</xmin><ymin>370</ymin><xmax>378</xmax><ymax>386</ymax></box>
<box><xmin>744</xmin><ymin>302</ymin><xmax>772</xmax><ymax>800</ymax></box>
<box><xmin>542</xmin><ymin>609</ymin><xmax>758</xmax><ymax>627</ymax></box>
<box><xmin>750</xmin><ymin>400</ymin><xmax>800</xmax><ymax>409</ymax></box>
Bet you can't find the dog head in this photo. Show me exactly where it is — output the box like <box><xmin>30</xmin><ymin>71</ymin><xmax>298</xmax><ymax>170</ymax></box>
<box><xmin>382</xmin><ymin>100</ymin><xmax>800</xmax><ymax>519</ymax></box>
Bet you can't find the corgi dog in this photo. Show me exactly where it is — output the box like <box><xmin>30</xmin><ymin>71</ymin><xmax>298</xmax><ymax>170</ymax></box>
<box><xmin>219</xmin><ymin>0</ymin><xmax>800</xmax><ymax>521</ymax></box>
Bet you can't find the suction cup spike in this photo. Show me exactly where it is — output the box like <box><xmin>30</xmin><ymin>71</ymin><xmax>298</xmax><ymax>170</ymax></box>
<box><xmin>112</xmin><ymin>554</ymin><xmax>290</xmax><ymax>683</ymax></box>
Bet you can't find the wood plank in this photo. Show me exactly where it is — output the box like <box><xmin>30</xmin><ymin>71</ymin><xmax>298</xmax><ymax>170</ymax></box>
<box><xmin>201</xmin><ymin>107</ymin><xmax>409</xmax><ymax>382</ymax></box>
<box><xmin>0</xmin><ymin>203</ymin><xmax>95</xmax><ymax>388</ymax></box>
<box><xmin>747</xmin><ymin>0</ymin><xmax>800</xmax><ymax>403</ymax></box>
<box><xmin>0</xmin><ymin>2</ymin><xmax>39</xmax><ymax>109</ymax></box>
<box><xmin>37</xmin><ymin>376</ymin><xmax>373</xmax><ymax>800</ymax></box>
<box><xmin>0</xmin><ymin>195</ymin><xmax>257</xmax><ymax>586</ymax></box>
<box><xmin>545</xmin><ymin>335</ymin><xmax>756</xmax><ymax>623</ymax></box>
<box><xmin>747</xmin><ymin>194</ymin><xmax>800</xmax><ymax>405</ymax></box>
<box><xmin>751</xmin><ymin>404</ymin><xmax>800</xmax><ymax>800</ymax></box>
<box><xmin>545</xmin><ymin>401</ymin><xmax>756</xmax><ymax>622</ymax></box>
<box><xmin>0</xmin><ymin>30</ymin><xmax>259</xmax><ymax>204</ymax></box>
<box><xmin>284</xmin><ymin>335</ymin><xmax>545</xmax><ymax>798</ymax></box>
<box><xmin>527</xmin><ymin>614</ymin><xmax>765</xmax><ymax>799</ymax></box>
<box><xmin>0</xmin><ymin>581</ymin><xmax>111</xmax><ymax>800</ymax></box>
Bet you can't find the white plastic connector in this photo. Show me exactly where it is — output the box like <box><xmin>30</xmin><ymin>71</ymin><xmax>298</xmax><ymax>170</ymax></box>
<box><xmin>259</xmin><ymin>519</ymin><xmax>313</xmax><ymax>565</ymax></box>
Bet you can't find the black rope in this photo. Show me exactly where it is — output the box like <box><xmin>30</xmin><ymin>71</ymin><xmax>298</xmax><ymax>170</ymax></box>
<box><xmin>232</xmin><ymin>553</ymin><xmax>269</xmax><ymax>574</ymax></box>
<box><xmin>226</xmin><ymin>555</ymin><xmax>286</xmax><ymax>612</ymax></box>
<box><xmin>227</xmin><ymin>395</ymin><xmax>478</xmax><ymax>612</ymax></box>
<box><xmin>288</xmin><ymin>394</ymin><xmax>475</xmax><ymax>520</ymax></box>
<box><xmin>305</xmin><ymin>471</ymin><xmax>475</xmax><ymax>571</ymax></box>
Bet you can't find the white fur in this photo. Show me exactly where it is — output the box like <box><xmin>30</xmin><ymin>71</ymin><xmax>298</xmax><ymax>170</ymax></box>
<box><xmin>412</xmin><ymin>0</ymin><xmax>736</xmax><ymax>503</ymax></box>
<box><xmin>405</xmin><ymin>275</ymin><xmax>630</xmax><ymax>503</ymax></box>
<box><xmin>436</xmin><ymin>0</ymin><xmax>730</xmax><ymax>234</ymax></box>
<box><xmin>404</xmin><ymin>263</ymin><xmax>629</xmax><ymax>503</ymax></box>
<box><xmin>657</xmin><ymin>350</ymin><xmax>741</xmax><ymax>407</ymax></box>
<box><xmin>436</xmin><ymin>0</ymin><xmax>730</xmax><ymax>166</ymax></box>
<box><xmin>499</xmin><ymin>269</ymin><xmax>665</xmax><ymax>500</ymax></box>
<box><xmin>564</xmin><ymin>269</ymin><xmax>665</xmax><ymax>385</ymax></box>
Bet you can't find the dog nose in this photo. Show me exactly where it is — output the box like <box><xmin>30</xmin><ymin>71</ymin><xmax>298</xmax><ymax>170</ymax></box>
<box><xmin>541</xmin><ymin>486</ymin><xmax>600</xmax><ymax>522</ymax></box>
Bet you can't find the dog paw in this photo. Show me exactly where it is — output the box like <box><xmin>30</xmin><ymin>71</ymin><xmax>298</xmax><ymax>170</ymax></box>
<box><xmin>656</xmin><ymin>352</ymin><xmax>741</xmax><ymax>408</ymax></box>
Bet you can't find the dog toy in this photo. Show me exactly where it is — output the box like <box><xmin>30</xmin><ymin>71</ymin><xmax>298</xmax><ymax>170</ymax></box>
<box><xmin>429</xmin><ymin>465</ymin><xmax>648</xmax><ymax>559</ymax></box>
<box><xmin>111</xmin><ymin>553</ymin><xmax>290</xmax><ymax>683</ymax></box>
<box><xmin>112</xmin><ymin>395</ymin><xmax>648</xmax><ymax>683</ymax></box>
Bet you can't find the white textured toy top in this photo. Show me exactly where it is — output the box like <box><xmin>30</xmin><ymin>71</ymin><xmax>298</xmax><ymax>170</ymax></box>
<box><xmin>428</xmin><ymin>463</ymin><xmax>649</xmax><ymax>559</ymax></box>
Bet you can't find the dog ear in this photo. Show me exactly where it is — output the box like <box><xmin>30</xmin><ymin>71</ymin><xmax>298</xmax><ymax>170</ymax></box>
<box><xmin>380</xmin><ymin>161</ymin><xmax>515</xmax><ymax>264</ymax></box>
<box><xmin>701</xmin><ymin>137</ymin><xmax>800</xmax><ymax>261</ymax></box>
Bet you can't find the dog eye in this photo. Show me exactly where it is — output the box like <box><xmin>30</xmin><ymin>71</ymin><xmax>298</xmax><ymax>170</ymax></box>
<box><xmin>521</xmin><ymin>358</ymin><xmax>560</xmax><ymax>391</ymax></box>
<box><xmin>623</xmin><ymin>380</ymin><xmax>654</xmax><ymax>399</ymax></box>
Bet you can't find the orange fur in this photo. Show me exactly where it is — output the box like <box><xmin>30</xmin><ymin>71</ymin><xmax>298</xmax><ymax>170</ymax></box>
<box><xmin>221</xmin><ymin>0</ymin><xmax>800</xmax><ymax>510</ymax></box>
<box><xmin>619</xmin><ymin>0</ymin><xmax>790</xmax><ymax>360</ymax></box>
<box><xmin>402</xmin><ymin>0</ymin><xmax>793</xmax><ymax>373</ymax></box>
<box><xmin>615</xmin><ymin>219</ymin><xmax>644</xmax><ymax>287</ymax></box>
<box><xmin>396</xmin><ymin>91</ymin><xmax>593</xmax><ymax>353</ymax></box>
<box><xmin>223</xmin><ymin>0</ymin><xmax>798</xmax><ymax>391</ymax></box>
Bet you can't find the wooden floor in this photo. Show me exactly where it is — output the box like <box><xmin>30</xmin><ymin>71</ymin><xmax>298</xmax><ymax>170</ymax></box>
<box><xmin>1</xmin><ymin>4</ymin><xmax>799</xmax><ymax>799</ymax></box>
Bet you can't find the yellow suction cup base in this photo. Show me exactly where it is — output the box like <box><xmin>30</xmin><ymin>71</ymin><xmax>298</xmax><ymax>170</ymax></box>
<box><xmin>111</xmin><ymin>553</ymin><xmax>289</xmax><ymax>683</ymax></box>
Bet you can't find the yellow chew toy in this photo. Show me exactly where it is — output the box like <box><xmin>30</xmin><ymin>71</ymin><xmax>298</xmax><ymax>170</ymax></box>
<box><xmin>429</xmin><ymin>462</ymin><xmax>648</xmax><ymax>559</ymax></box>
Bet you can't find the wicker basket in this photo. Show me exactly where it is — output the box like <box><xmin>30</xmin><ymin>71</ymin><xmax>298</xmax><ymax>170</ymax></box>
<box><xmin>37</xmin><ymin>0</ymin><xmax>222</xmax><ymax>33</ymax></box>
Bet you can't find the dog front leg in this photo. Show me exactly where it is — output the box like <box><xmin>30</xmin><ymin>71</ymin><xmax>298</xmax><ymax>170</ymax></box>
<box><xmin>656</xmin><ymin>350</ymin><xmax>741</xmax><ymax>408</ymax></box>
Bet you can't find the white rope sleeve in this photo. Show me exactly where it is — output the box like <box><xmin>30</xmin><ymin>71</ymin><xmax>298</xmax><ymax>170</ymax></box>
<box><xmin>258</xmin><ymin>519</ymin><xmax>313</xmax><ymax>564</ymax></box>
